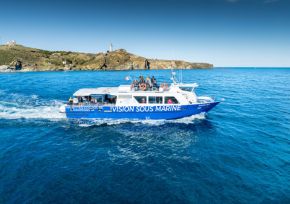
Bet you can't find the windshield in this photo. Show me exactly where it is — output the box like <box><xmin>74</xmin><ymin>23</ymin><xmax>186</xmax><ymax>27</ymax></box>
<box><xmin>179</xmin><ymin>87</ymin><xmax>193</xmax><ymax>92</ymax></box>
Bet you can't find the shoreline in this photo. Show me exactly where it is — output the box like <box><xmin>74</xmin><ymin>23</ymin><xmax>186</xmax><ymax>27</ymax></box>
<box><xmin>0</xmin><ymin>44</ymin><xmax>213</xmax><ymax>71</ymax></box>
<box><xmin>0</xmin><ymin>67</ymin><xmax>214</xmax><ymax>73</ymax></box>
<box><xmin>2</xmin><ymin>67</ymin><xmax>290</xmax><ymax>74</ymax></box>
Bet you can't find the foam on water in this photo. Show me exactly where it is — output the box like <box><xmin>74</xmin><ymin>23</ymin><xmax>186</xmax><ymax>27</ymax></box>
<box><xmin>76</xmin><ymin>113</ymin><xmax>206</xmax><ymax>127</ymax></box>
<box><xmin>0</xmin><ymin>90</ymin><xmax>65</xmax><ymax>120</ymax></box>
<box><xmin>0</xmin><ymin>104</ymin><xmax>65</xmax><ymax>120</ymax></box>
<box><xmin>0</xmin><ymin>89</ymin><xmax>206</xmax><ymax>123</ymax></box>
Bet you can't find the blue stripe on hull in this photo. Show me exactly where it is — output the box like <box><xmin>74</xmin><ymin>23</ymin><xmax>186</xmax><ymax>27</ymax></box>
<box><xmin>65</xmin><ymin>102</ymin><xmax>219</xmax><ymax>120</ymax></box>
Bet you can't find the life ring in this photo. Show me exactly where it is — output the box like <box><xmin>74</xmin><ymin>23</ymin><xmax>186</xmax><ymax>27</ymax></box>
<box><xmin>139</xmin><ymin>83</ymin><xmax>147</xmax><ymax>91</ymax></box>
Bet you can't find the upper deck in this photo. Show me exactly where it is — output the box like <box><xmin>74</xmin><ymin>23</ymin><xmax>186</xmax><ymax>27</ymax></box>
<box><xmin>73</xmin><ymin>83</ymin><xmax>198</xmax><ymax>97</ymax></box>
<box><xmin>70</xmin><ymin>83</ymin><xmax>200</xmax><ymax>106</ymax></box>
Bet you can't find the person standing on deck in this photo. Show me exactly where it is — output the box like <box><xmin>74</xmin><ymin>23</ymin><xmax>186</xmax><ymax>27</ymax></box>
<box><xmin>146</xmin><ymin>76</ymin><xmax>152</xmax><ymax>90</ymax></box>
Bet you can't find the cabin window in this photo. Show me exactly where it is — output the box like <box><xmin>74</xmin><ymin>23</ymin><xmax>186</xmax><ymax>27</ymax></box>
<box><xmin>94</xmin><ymin>96</ymin><xmax>103</xmax><ymax>103</ymax></box>
<box><xmin>134</xmin><ymin>96</ymin><xmax>147</xmax><ymax>104</ymax></box>
<box><xmin>104</xmin><ymin>94</ymin><xmax>117</xmax><ymax>104</ymax></box>
<box><xmin>149</xmin><ymin>96</ymin><xmax>163</xmax><ymax>104</ymax></box>
<box><xmin>89</xmin><ymin>95</ymin><xmax>103</xmax><ymax>104</ymax></box>
<box><xmin>164</xmin><ymin>96</ymin><xmax>179</xmax><ymax>104</ymax></box>
<box><xmin>118</xmin><ymin>95</ymin><xmax>131</xmax><ymax>99</ymax></box>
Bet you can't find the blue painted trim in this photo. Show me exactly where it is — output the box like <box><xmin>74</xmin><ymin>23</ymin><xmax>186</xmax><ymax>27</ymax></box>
<box><xmin>65</xmin><ymin>102</ymin><xmax>219</xmax><ymax>120</ymax></box>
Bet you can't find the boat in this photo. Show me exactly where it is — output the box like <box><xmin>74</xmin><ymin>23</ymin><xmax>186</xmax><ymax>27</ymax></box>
<box><xmin>60</xmin><ymin>73</ymin><xmax>219</xmax><ymax>120</ymax></box>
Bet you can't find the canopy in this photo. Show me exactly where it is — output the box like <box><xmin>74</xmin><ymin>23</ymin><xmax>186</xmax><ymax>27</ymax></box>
<box><xmin>73</xmin><ymin>87</ymin><xmax>118</xmax><ymax>96</ymax></box>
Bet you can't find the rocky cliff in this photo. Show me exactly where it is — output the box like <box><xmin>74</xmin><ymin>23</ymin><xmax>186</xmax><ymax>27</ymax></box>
<box><xmin>0</xmin><ymin>44</ymin><xmax>213</xmax><ymax>71</ymax></box>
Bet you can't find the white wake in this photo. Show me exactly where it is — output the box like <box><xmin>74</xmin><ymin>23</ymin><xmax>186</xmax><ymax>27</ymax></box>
<box><xmin>0</xmin><ymin>90</ymin><xmax>65</xmax><ymax>120</ymax></box>
<box><xmin>76</xmin><ymin>113</ymin><xmax>206</xmax><ymax>127</ymax></box>
<box><xmin>0</xmin><ymin>90</ymin><xmax>206</xmax><ymax>124</ymax></box>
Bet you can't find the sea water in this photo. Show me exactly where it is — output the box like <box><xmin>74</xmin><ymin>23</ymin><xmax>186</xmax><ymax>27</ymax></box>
<box><xmin>0</xmin><ymin>68</ymin><xmax>289</xmax><ymax>203</ymax></box>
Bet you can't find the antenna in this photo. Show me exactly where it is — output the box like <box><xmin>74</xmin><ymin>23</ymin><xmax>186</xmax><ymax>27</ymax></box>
<box><xmin>171</xmin><ymin>68</ymin><xmax>178</xmax><ymax>84</ymax></box>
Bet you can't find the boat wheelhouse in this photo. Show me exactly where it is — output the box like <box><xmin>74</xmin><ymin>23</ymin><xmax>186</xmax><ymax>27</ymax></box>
<box><xmin>60</xmin><ymin>79</ymin><xmax>219</xmax><ymax>120</ymax></box>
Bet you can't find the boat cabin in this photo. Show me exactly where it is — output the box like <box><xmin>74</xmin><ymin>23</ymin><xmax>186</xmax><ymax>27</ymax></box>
<box><xmin>70</xmin><ymin>83</ymin><xmax>199</xmax><ymax>106</ymax></box>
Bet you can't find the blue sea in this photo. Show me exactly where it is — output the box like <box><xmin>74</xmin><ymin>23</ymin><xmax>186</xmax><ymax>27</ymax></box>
<box><xmin>0</xmin><ymin>68</ymin><xmax>289</xmax><ymax>204</ymax></box>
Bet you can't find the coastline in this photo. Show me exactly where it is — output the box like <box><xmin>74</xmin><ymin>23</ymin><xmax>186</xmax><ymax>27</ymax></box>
<box><xmin>0</xmin><ymin>44</ymin><xmax>213</xmax><ymax>72</ymax></box>
<box><xmin>0</xmin><ymin>67</ymin><xmax>214</xmax><ymax>73</ymax></box>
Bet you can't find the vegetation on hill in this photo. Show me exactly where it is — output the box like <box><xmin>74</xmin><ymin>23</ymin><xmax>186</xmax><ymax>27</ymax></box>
<box><xmin>0</xmin><ymin>44</ymin><xmax>213</xmax><ymax>71</ymax></box>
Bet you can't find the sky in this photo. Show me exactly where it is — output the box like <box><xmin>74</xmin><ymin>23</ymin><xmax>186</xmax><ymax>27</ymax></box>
<box><xmin>0</xmin><ymin>0</ymin><xmax>289</xmax><ymax>67</ymax></box>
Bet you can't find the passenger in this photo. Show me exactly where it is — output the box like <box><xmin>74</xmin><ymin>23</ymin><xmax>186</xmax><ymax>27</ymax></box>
<box><xmin>131</xmin><ymin>80</ymin><xmax>138</xmax><ymax>91</ymax></box>
<box><xmin>84</xmin><ymin>96</ymin><xmax>89</xmax><ymax>105</ymax></box>
<box><xmin>141</xmin><ymin>97</ymin><xmax>146</xmax><ymax>104</ymax></box>
<box><xmin>134</xmin><ymin>80</ymin><xmax>139</xmax><ymax>90</ymax></box>
<box><xmin>139</xmin><ymin>76</ymin><xmax>145</xmax><ymax>84</ymax></box>
<box><xmin>146</xmin><ymin>76</ymin><xmax>152</xmax><ymax>90</ymax></box>
<box><xmin>139</xmin><ymin>82</ymin><xmax>147</xmax><ymax>91</ymax></box>
<box><xmin>68</xmin><ymin>97</ymin><xmax>73</xmax><ymax>105</ymax></box>
<box><xmin>161</xmin><ymin>83</ymin><xmax>168</xmax><ymax>91</ymax></box>
<box><xmin>79</xmin><ymin>97</ymin><xmax>84</xmax><ymax>105</ymax></box>
<box><xmin>151</xmin><ymin>76</ymin><xmax>158</xmax><ymax>89</ymax></box>
<box><xmin>138</xmin><ymin>76</ymin><xmax>147</xmax><ymax>91</ymax></box>
<box><xmin>130</xmin><ymin>81</ymin><xmax>134</xmax><ymax>90</ymax></box>
<box><xmin>89</xmin><ymin>96</ymin><xmax>95</xmax><ymax>104</ymax></box>
<box><xmin>112</xmin><ymin>97</ymin><xmax>116</xmax><ymax>104</ymax></box>
<box><xmin>104</xmin><ymin>94</ymin><xmax>109</xmax><ymax>103</ymax></box>
<box><xmin>167</xmin><ymin>98</ymin><xmax>173</xmax><ymax>104</ymax></box>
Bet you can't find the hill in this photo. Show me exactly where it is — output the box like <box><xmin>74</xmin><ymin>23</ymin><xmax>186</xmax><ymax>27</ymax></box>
<box><xmin>0</xmin><ymin>44</ymin><xmax>213</xmax><ymax>71</ymax></box>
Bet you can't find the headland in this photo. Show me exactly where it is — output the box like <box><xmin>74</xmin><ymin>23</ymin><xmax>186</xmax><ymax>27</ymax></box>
<box><xmin>0</xmin><ymin>44</ymin><xmax>213</xmax><ymax>72</ymax></box>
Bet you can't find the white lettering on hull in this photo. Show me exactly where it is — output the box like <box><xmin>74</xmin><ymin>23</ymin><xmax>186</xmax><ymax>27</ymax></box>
<box><xmin>69</xmin><ymin>105</ymin><xmax>182</xmax><ymax>112</ymax></box>
<box><xmin>112</xmin><ymin>106</ymin><xmax>181</xmax><ymax>113</ymax></box>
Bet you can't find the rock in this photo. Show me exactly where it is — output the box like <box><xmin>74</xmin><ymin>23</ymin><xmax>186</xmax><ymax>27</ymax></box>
<box><xmin>0</xmin><ymin>65</ymin><xmax>15</xmax><ymax>72</ymax></box>
<box><xmin>0</xmin><ymin>65</ymin><xmax>9</xmax><ymax>70</ymax></box>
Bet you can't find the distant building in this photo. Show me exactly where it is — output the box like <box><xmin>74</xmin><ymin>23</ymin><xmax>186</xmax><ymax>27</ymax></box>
<box><xmin>109</xmin><ymin>43</ymin><xmax>113</xmax><ymax>52</ymax></box>
<box><xmin>6</xmin><ymin>40</ymin><xmax>16</xmax><ymax>47</ymax></box>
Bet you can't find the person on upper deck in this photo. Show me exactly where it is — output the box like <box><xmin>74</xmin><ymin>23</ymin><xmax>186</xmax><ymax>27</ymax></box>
<box><xmin>151</xmin><ymin>76</ymin><xmax>158</xmax><ymax>89</ymax></box>
<box><xmin>138</xmin><ymin>76</ymin><xmax>147</xmax><ymax>91</ymax></box>
<box><xmin>68</xmin><ymin>97</ymin><xmax>73</xmax><ymax>105</ymax></box>
<box><xmin>138</xmin><ymin>76</ymin><xmax>145</xmax><ymax>84</ymax></box>
<box><xmin>133</xmin><ymin>80</ymin><xmax>139</xmax><ymax>90</ymax></box>
<box><xmin>146</xmin><ymin>76</ymin><xmax>152</xmax><ymax>90</ymax></box>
